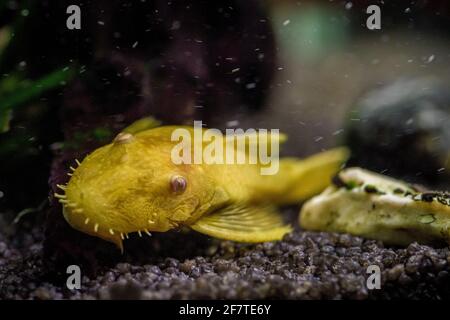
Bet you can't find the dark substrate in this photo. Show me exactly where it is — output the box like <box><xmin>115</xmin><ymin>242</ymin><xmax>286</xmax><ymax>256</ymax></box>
<box><xmin>1</xmin><ymin>209</ymin><xmax>449</xmax><ymax>300</ymax></box>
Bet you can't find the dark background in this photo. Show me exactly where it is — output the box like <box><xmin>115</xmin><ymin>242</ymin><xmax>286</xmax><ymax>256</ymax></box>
<box><xmin>0</xmin><ymin>0</ymin><xmax>450</xmax><ymax>300</ymax></box>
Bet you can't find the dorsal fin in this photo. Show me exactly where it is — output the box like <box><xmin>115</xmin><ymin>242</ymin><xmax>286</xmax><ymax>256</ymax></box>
<box><xmin>122</xmin><ymin>117</ymin><xmax>162</xmax><ymax>134</ymax></box>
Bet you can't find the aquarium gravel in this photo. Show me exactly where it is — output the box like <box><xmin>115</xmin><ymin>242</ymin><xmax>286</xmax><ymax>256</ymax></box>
<box><xmin>1</xmin><ymin>213</ymin><xmax>449</xmax><ymax>300</ymax></box>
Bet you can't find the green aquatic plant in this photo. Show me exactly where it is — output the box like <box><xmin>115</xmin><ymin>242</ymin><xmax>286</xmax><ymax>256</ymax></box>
<box><xmin>0</xmin><ymin>67</ymin><xmax>76</xmax><ymax>133</ymax></box>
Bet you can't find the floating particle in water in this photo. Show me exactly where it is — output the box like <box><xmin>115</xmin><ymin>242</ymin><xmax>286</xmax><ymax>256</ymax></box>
<box><xmin>50</xmin><ymin>142</ymin><xmax>64</xmax><ymax>151</ymax></box>
<box><xmin>246</xmin><ymin>83</ymin><xmax>256</xmax><ymax>89</ymax></box>
<box><xmin>345</xmin><ymin>2</ymin><xmax>353</xmax><ymax>10</ymax></box>
<box><xmin>171</xmin><ymin>20</ymin><xmax>181</xmax><ymax>30</ymax></box>
<box><xmin>132</xmin><ymin>41</ymin><xmax>138</xmax><ymax>48</ymax></box>
<box><xmin>226</xmin><ymin>120</ymin><xmax>239</xmax><ymax>127</ymax></box>
<box><xmin>283</xmin><ymin>19</ymin><xmax>290</xmax><ymax>26</ymax></box>
<box><xmin>426</xmin><ymin>55</ymin><xmax>435</xmax><ymax>63</ymax></box>
<box><xmin>231</xmin><ymin>68</ymin><xmax>240</xmax><ymax>73</ymax></box>
<box><xmin>0</xmin><ymin>191</ymin><xmax>4</xmax><ymax>199</ymax></box>
<box><xmin>98</xmin><ymin>21</ymin><xmax>105</xmax><ymax>26</ymax></box>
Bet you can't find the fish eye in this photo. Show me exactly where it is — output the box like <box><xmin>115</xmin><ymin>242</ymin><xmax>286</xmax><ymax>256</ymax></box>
<box><xmin>170</xmin><ymin>175</ymin><xmax>187</xmax><ymax>194</ymax></box>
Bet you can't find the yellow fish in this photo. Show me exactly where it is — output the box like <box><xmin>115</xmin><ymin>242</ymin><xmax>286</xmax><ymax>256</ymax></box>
<box><xmin>55</xmin><ymin>119</ymin><xmax>348</xmax><ymax>251</ymax></box>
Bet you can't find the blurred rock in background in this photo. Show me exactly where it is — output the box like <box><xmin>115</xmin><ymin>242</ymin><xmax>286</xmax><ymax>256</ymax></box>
<box><xmin>345</xmin><ymin>78</ymin><xmax>450</xmax><ymax>189</ymax></box>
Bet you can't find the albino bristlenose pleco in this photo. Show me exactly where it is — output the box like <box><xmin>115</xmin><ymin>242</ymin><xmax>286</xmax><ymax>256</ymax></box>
<box><xmin>54</xmin><ymin>120</ymin><xmax>349</xmax><ymax>251</ymax></box>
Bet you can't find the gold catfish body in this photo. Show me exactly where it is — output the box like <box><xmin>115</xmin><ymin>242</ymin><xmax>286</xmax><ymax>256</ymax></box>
<box><xmin>56</xmin><ymin>120</ymin><xmax>348</xmax><ymax>250</ymax></box>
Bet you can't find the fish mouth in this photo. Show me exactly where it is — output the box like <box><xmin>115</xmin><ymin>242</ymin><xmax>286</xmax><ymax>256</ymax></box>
<box><xmin>60</xmin><ymin>204</ymin><xmax>125</xmax><ymax>251</ymax></box>
<box><xmin>55</xmin><ymin>183</ymin><xmax>158</xmax><ymax>252</ymax></box>
<box><xmin>62</xmin><ymin>204</ymin><xmax>157</xmax><ymax>252</ymax></box>
<box><xmin>54</xmin><ymin>188</ymin><xmax>124</xmax><ymax>251</ymax></box>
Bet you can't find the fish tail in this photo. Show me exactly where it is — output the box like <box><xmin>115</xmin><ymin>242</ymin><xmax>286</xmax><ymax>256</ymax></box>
<box><xmin>274</xmin><ymin>147</ymin><xmax>350</xmax><ymax>204</ymax></box>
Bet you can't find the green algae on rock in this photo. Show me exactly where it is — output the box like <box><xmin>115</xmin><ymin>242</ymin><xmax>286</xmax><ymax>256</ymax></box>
<box><xmin>300</xmin><ymin>167</ymin><xmax>450</xmax><ymax>246</ymax></box>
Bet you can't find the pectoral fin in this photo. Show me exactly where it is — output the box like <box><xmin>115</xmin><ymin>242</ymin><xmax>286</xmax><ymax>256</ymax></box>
<box><xmin>190</xmin><ymin>204</ymin><xmax>292</xmax><ymax>242</ymax></box>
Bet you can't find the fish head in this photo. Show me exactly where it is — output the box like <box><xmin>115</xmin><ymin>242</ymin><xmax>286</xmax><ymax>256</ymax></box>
<box><xmin>59</xmin><ymin>131</ymin><xmax>216</xmax><ymax>250</ymax></box>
